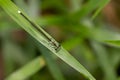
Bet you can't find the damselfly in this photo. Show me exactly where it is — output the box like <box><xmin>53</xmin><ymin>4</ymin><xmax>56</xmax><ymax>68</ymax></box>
<box><xmin>18</xmin><ymin>10</ymin><xmax>61</xmax><ymax>52</ymax></box>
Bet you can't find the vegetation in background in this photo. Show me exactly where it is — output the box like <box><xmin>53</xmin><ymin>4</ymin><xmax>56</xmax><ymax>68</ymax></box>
<box><xmin>0</xmin><ymin>0</ymin><xmax>120</xmax><ymax>80</ymax></box>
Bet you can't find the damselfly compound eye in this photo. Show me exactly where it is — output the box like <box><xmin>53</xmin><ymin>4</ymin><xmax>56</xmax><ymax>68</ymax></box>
<box><xmin>18</xmin><ymin>10</ymin><xmax>21</xmax><ymax>14</ymax></box>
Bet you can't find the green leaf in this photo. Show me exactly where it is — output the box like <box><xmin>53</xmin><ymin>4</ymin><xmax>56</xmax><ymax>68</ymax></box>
<box><xmin>104</xmin><ymin>40</ymin><xmax>120</xmax><ymax>47</ymax></box>
<box><xmin>72</xmin><ymin>0</ymin><xmax>100</xmax><ymax>20</ymax></box>
<box><xmin>0</xmin><ymin>0</ymin><xmax>96</xmax><ymax>80</ymax></box>
<box><xmin>91</xmin><ymin>42</ymin><xmax>117</xmax><ymax>80</ymax></box>
<box><xmin>34</xmin><ymin>39</ymin><xmax>66</xmax><ymax>80</ymax></box>
<box><xmin>6</xmin><ymin>56</ymin><xmax>45</xmax><ymax>80</ymax></box>
<box><xmin>92</xmin><ymin>0</ymin><xmax>110</xmax><ymax>19</ymax></box>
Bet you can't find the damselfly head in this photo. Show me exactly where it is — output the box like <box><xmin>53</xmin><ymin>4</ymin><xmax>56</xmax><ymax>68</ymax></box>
<box><xmin>18</xmin><ymin>10</ymin><xmax>21</xmax><ymax>14</ymax></box>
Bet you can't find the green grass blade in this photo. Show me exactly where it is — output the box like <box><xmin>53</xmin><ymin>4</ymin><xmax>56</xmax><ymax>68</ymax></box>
<box><xmin>72</xmin><ymin>0</ymin><xmax>100</xmax><ymax>20</ymax></box>
<box><xmin>92</xmin><ymin>0</ymin><xmax>110</xmax><ymax>19</ymax></box>
<box><xmin>0</xmin><ymin>0</ymin><xmax>96</xmax><ymax>80</ymax></box>
<box><xmin>6</xmin><ymin>56</ymin><xmax>45</xmax><ymax>80</ymax></box>
<box><xmin>90</xmin><ymin>28</ymin><xmax>120</xmax><ymax>48</ymax></box>
<box><xmin>32</xmin><ymin>37</ymin><xmax>65</xmax><ymax>80</ymax></box>
<box><xmin>104</xmin><ymin>40</ymin><xmax>120</xmax><ymax>47</ymax></box>
<box><xmin>91</xmin><ymin>42</ymin><xmax>117</xmax><ymax>80</ymax></box>
<box><xmin>36</xmin><ymin>43</ymin><xmax>66</xmax><ymax>80</ymax></box>
<box><xmin>72</xmin><ymin>0</ymin><xmax>110</xmax><ymax>20</ymax></box>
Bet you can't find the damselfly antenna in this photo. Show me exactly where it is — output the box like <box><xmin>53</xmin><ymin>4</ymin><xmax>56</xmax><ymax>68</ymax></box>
<box><xmin>17</xmin><ymin>10</ymin><xmax>61</xmax><ymax>52</ymax></box>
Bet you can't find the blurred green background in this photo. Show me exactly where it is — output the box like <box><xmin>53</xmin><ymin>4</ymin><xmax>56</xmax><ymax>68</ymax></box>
<box><xmin>0</xmin><ymin>0</ymin><xmax>120</xmax><ymax>80</ymax></box>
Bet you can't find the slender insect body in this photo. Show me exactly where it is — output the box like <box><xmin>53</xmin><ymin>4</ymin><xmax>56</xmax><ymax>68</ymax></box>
<box><xmin>18</xmin><ymin>10</ymin><xmax>61</xmax><ymax>52</ymax></box>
